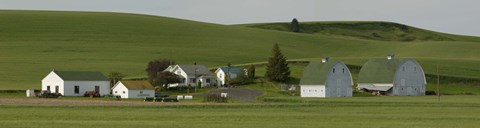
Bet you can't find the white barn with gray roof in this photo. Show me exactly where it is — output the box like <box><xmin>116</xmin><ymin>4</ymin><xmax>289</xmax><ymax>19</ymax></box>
<box><xmin>357</xmin><ymin>55</ymin><xmax>426</xmax><ymax>96</ymax></box>
<box><xmin>299</xmin><ymin>58</ymin><xmax>353</xmax><ymax>98</ymax></box>
<box><xmin>41</xmin><ymin>70</ymin><xmax>110</xmax><ymax>96</ymax></box>
<box><xmin>164</xmin><ymin>64</ymin><xmax>217</xmax><ymax>88</ymax></box>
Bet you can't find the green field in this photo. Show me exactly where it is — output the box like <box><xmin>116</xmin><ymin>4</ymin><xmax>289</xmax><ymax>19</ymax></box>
<box><xmin>0</xmin><ymin>10</ymin><xmax>480</xmax><ymax>90</ymax></box>
<box><xmin>1</xmin><ymin>95</ymin><xmax>479</xmax><ymax>128</ymax></box>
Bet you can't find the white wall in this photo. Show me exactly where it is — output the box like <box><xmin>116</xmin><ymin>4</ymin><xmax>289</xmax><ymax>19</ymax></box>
<box><xmin>301</xmin><ymin>85</ymin><xmax>326</xmax><ymax>97</ymax></box>
<box><xmin>128</xmin><ymin>90</ymin><xmax>155</xmax><ymax>99</ymax></box>
<box><xmin>325</xmin><ymin>62</ymin><xmax>353</xmax><ymax>97</ymax></box>
<box><xmin>41</xmin><ymin>71</ymin><xmax>64</xmax><ymax>93</ymax></box>
<box><xmin>393</xmin><ymin>60</ymin><xmax>426</xmax><ymax>96</ymax></box>
<box><xmin>112</xmin><ymin>82</ymin><xmax>129</xmax><ymax>98</ymax></box>
<box><xmin>64</xmin><ymin>81</ymin><xmax>110</xmax><ymax>96</ymax></box>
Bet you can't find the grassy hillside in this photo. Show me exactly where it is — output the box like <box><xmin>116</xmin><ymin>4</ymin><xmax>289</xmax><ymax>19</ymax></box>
<box><xmin>1</xmin><ymin>10</ymin><xmax>480</xmax><ymax>89</ymax></box>
<box><xmin>238</xmin><ymin>21</ymin><xmax>474</xmax><ymax>42</ymax></box>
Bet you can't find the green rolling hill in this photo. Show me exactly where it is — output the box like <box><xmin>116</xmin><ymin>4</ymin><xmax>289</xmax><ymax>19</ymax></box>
<box><xmin>0</xmin><ymin>10</ymin><xmax>479</xmax><ymax>90</ymax></box>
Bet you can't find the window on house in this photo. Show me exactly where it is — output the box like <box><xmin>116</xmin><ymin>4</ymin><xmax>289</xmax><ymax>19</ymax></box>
<box><xmin>55</xmin><ymin>86</ymin><xmax>59</xmax><ymax>93</ymax></box>
<box><xmin>74</xmin><ymin>86</ymin><xmax>79</xmax><ymax>94</ymax></box>
<box><xmin>115</xmin><ymin>91</ymin><xmax>117</xmax><ymax>94</ymax></box>
<box><xmin>46</xmin><ymin>86</ymin><xmax>50</xmax><ymax>91</ymax></box>
<box><xmin>190</xmin><ymin>78</ymin><xmax>195</xmax><ymax>83</ymax></box>
<box><xmin>123</xmin><ymin>91</ymin><xmax>125</xmax><ymax>94</ymax></box>
<box><xmin>206</xmin><ymin>78</ymin><xmax>211</xmax><ymax>83</ymax></box>
<box><xmin>140</xmin><ymin>91</ymin><xmax>143</xmax><ymax>94</ymax></box>
<box><xmin>333</xmin><ymin>68</ymin><xmax>336</xmax><ymax>73</ymax></box>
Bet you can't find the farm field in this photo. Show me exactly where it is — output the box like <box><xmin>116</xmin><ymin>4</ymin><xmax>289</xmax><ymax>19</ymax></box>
<box><xmin>0</xmin><ymin>10</ymin><xmax>480</xmax><ymax>90</ymax></box>
<box><xmin>0</xmin><ymin>95</ymin><xmax>479</xmax><ymax>128</ymax></box>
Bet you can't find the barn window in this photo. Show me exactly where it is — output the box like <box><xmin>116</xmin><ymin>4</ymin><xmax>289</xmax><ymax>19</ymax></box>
<box><xmin>342</xmin><ymin>68</ymin><xmax>345</xmax><ymax>74</ymax></box>
<box><xmin>333</xmin><ymin>68</ymin><xmax>336</xmax><ymax>73</ymax></box>
<box><xmin>414</xmin><ymin>67</ymin><xmax>417</xmax><ymax>71</ymax></box>
<box><xmin>74</xmin><ymin>86</ymin><xmax>79</xmax><ymax>94</ymax></box>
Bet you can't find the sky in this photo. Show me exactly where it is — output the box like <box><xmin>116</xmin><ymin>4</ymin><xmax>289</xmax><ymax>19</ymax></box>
<box><xmin>1</xmin><ymin>0</ymin><xmax>479</xmax><ymax>36</ymax></box>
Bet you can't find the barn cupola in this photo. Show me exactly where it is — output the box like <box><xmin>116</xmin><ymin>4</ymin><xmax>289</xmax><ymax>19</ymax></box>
<box><xmin>322</xmin><ymin>57</ymin><xmax>330</xmax><ymax>63</ymax></box>
<box><xmin>387</xmin><ymin>54</ymin><xmax>395</xmax><ymax>60</ymax></box>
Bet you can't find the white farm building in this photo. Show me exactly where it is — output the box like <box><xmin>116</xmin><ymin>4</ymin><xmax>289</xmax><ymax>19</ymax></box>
<box><xmin>299</xmin><ymin>58</ymin><xmax>353</xmax><ymax>98</ymax></box>
<box><xmin>357</xmin><ymin>55</ymin><xmax>426</xmax><ymax>96</ymax></box>
<box><xmin>112</xmin><ymin>80</ymin><xmax>155</xmax><ymax>98</ymax></box>
<box><xmin>164</xmin><ymin>64</ymin><xmax>217</xmax><ymax>88</ymax></box>
<box><xmin>41</xmin><ymin>70</ymin><xmax>110</xmax><ymax>96</ymax></box>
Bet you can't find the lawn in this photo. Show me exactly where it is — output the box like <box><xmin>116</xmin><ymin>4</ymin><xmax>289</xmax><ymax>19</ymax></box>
<box><xmin>0</xmin><ymin>95</ymin><xmax>479</xmax><ymax>128</ymax></box>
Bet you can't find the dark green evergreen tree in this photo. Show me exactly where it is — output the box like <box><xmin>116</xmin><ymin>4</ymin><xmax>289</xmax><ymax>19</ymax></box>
<box><xmin>265</xmin><ymin>43</ymin><xmax>290</xmax><ymax>82</ymax></box>
<box><xmin>290</xmin><ymin>18</ymin><xmax>300</xmax><ymax>32</ymax></box>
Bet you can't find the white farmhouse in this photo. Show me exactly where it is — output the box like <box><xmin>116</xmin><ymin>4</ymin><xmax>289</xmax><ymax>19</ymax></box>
<box><xmin>41</xmin><ymin>70</ymin><xmax>110</xmax><ymax>96</ymax></box>
<box><xmin>214</xmin><ymin>67</ymin><xmax>246</xmax><ymax>86</ymax></box>
<box><xmin>164</xmin><ymin>64</ymin><xmax>217</xmax><ymax>88</ymax></box>
<box><xmin>112</xmin><ymin>80</ymin><xmax>155</xmax><ymax>98</ymax></box>
<box><xmin>357</xmin><ymin>55</ymin><xmax>426</xmax><ymax>96</ymax></box>
<box><xmin>299</xmin><ymin>58</ymin><xmax>353</xmax><ymax>98</ymax></box>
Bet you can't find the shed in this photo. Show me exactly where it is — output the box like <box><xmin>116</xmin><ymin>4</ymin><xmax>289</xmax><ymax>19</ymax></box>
<box><xmin>112</xmin><ymin>80</ymin><xmax>155</xmax><ymax>98</ymax></box>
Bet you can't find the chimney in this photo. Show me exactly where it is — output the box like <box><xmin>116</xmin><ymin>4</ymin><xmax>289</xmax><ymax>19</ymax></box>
<box><xmin>321</xmin><ymin>57</ymin><xmax>330</xmax><ymax>63</ymax></box>
<box><xmin>387</xmin><ymin>54</ymin><xmax>395</xmax><ymax>60</ymax></box>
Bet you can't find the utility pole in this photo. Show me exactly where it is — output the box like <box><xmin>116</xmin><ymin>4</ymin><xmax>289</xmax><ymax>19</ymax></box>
<box><xmin>437</xmin><ymin>65</ymin><xmax>440</xmax><ymax>101</ymax></box>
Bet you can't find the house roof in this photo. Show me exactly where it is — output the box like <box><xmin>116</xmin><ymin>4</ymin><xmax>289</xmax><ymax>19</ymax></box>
<box><xmin>299</xmin><ymin>61</ymin><xmax>339</xmax><ymax>85</ymax></box>
<box><xmin>357</xmin><ymin>58</ymin><xmax>404</xmax><ymax>83</ymax></box>
<box><xmin>177</xmin><ymin>64</ymin><xmax>213</xmax><ymax>76</ymax></box>
<box><xmin>54</xmin><ymin>70</ymin><xmax>108</xmax><ymax>81</ymax></box>
<box><xmin>119</xmin><ymin>80</ymin><xmax>155</xmax><ymax>90</ymax></box>
<box><xmin>218</xmin><ymin>67</ymin><xmax>242</xmax><ymax>74</ymax></box>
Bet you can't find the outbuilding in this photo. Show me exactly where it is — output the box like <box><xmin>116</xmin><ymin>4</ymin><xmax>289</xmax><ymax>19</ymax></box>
<box><xmin>215</xmin><ymin>67</ymin><xmax>246</xmax><ymax>86</ymax></box>
<box><xmin>41</xmin><ymin>70</ymin><xmax>110</xmax><ymax>96</ymax></box>
<box><xmin>299</xmin><ymin>58</ymin><xmax>353</xmax><ymax>97</ymax></box>
<box><xmin>112</xmin><ymin>80</ymin><xmax>155</xmax><ymax>98</ymax></box>
<box><xmin>357</xmin><ymin>55</ymin><xmax>426</xmax><ymax>96</ymax></box>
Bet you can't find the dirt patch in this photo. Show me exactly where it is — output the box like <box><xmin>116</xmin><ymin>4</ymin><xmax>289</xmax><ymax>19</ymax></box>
<box><xmin>208</xmin><ymin>88</ymin><xmax>263</xmax><ymax>101</ymax></box>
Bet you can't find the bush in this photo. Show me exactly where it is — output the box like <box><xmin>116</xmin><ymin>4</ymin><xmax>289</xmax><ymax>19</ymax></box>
<box><xmin>38</xmin><ymin>91</ymin><xmax>62</xmax><ymax>98</ymax></box>
<box><xmin>425</xmin><ymin>91</ymin><xmax>436</xmax><ymax>95</ymax></box>
<box><xmin>84</xmin><ymin>91</ymin><xmax>100</xmax><ymax>97</ymax></box>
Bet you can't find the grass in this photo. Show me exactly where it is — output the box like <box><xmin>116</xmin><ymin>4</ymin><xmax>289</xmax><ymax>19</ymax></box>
<box><xmin>0</xmin><ymin>10</ymin><xmax>480</xmax><ymax>90</ymax></box>
<box><xmin>1</xmin><ymin>95</ymin><xmax>480</xmax><ymax>128</ymax></box>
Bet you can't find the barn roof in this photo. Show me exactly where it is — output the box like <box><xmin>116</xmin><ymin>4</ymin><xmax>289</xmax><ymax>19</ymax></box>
<box><xmin>119</xmin><ymin>80</ymin><xmax>155</xmax><ymax>90</ymax></box>
<box><xmin>300</xmin><ymin>61</ymin><xmax>339</xmax><ymax>85</ymax></box>
<box><xmin>357</xmin><ymin>58</ymin><xmax>404</xmax><ymax>83</ymax></box>
<box><xmin>54</xmin><ymin>70</ymin><xmax>108</xmax><ymax>81</ymax></box>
